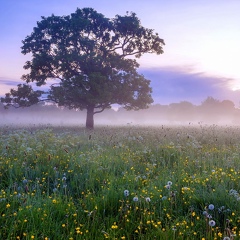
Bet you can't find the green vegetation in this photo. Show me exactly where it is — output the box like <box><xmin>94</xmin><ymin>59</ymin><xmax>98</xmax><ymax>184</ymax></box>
<box><xmin>0</xmin><ymin>125</ymin><xmax>239</xmax><ymax>239</ymax></box>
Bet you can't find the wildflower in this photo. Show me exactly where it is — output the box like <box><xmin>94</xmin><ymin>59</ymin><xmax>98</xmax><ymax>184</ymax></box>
<box><xmin>165</xmin><ymin>185</ymin><xmax>171</xmax><ymax>190</ymax></box>
<box><xmin>145</xmin><ymin>197</ymin><xmax>151</xmax><ymax>202</ymax></box>
<box><xmin>133</xmin><ymin>196</ymin><xmax>138</xmax><ymax>202</ymax></box>
<box><xmin>6</xmin><ymin>203</ymin><xmax>10</xmax><ymax>208</ymax></box>
<box><xmin>218</xmin><ymin>206</ymin><xmax>225</xmax><ymax>212</ymax></box>
<box><xmin>23</xmin><ymin>179</ymin><xmax>28</xmax><ymax>184</ymax></box>
<box><xmin>209</xmin><ymin>220</ymin><xmax>216</xmax><ymax>227</ymax></box>
<box><xmin>208</xmin><ymin>204</ymin><xmax>214</xmax><ymax>210</ymax></box>
<box><xmin>223</xmin><ymin>237</ymin><xmax>230</xmax><ymax>240</ymax></box>
<box><xmin>111</xmin><ymin>222</ymin><xmax>118</xmax><ymax>229</ymax></box>
<box><xmin>167</xmin><ymin>181</ymin><xmax>172</xmax><ymax>186</ymax></box>
<box><xmin>124</xmin><ymin>190</ymin><xmax>129</xmax><ymax>197</ymax></box>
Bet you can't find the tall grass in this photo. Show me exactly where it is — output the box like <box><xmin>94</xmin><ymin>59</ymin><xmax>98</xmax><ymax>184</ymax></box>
<box><xmin>0</xmin><ymin>124</ymin><xmax>239</xmax><ymax>239</ymax></box>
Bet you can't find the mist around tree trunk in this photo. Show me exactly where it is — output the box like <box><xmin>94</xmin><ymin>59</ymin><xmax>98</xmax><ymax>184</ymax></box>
<box><xmin>0</xmin><ymin>97</ymin><xmax>239</xmax><ymax>127</ymax></box>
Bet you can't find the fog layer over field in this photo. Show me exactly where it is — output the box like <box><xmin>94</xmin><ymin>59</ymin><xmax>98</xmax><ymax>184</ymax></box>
<box><xmin>1</xmin><ymin>97</ymin><xmax>240</xmax><ymax>127</ymax></box>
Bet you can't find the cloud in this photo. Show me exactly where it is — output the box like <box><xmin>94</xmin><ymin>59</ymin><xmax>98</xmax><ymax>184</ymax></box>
<box><xmin>0</xmin><ymin>78</ymin><xmax>22</xmax><ymax>97</ymax></box>
<box><xmin>0</xmin><ymin>78</ymin><xmax>21</xmax><ymax>86</ymax></box>
<box><xmin>139</xmin><ymin>66</ymin><xmax>239</xmax><ymax>105</ymax></box>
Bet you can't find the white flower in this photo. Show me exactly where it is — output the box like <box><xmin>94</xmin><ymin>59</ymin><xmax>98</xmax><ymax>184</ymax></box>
<box><xmin>202</xmin><ymin>211</ymin><xmax>208</xmax><ymax>216</ymax></box>
<box><xmin>229</xmin><ymin>189</ymin><xmax>237</xmax><ymax>195</ymax></box>
<box><xmin>165</xmin><ymin>185</ymin><xmax>171</xmax><ymax>190</ymax></box>
<box><xmin>145</xmin><ymin>197</ymin><xmax>151</xmax><ymax>202</ymax></box>
<box><xmin>172</xmin><ymin>226</ymin><xmax>177</xmax><ymax>231</ymax></box>
<box><xmin>223</xmin><ymin>237</ymin><xmax>230</xmax><ymax>240</ymax></box>
<box><xmin>208</xmin><ymin>204</ymin><xmax>214</xmax><ymax>210</ymax></box>
<box><xmin>167</xmin><ymin>181</ymin><xmax>172</xmax><ymax>186</ymax></box>
<box><xmin>124</xmin><ymin>190</ymin><xmax>129</xmax><ymax>197</ymax></box>
<box><xmin>22</xmin><ymin>179</ymin><xmax>28</xmax><ymax>184</ymax></box>
<box><xmin>133</xmin><ymin>196</ymin><xmax>138</xmax><ymax>202</ymax></box>
<box><xmin>209</xmin><ymin>220</ymin><xmax>216</xmax><ymax>227</ymax></box>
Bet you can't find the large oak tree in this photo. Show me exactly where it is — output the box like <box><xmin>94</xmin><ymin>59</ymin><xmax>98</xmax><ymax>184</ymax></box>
<box><xmin>1</xmin><ymin>8</ymin><xmax>165</xmax><ymax>129</ymax></box>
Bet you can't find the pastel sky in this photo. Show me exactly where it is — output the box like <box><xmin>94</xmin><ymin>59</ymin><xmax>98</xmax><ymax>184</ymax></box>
<box><xmin>1</xmin><ymin>0</ymin><xmax>240</xmax><ymax>106</ymax></box>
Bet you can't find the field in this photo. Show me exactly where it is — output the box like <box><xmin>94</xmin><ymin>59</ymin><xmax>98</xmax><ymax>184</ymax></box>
<box><xmin>0</xmin><ymin>124</ymin><xmax>239</xmax><ymax>240</ymax></box>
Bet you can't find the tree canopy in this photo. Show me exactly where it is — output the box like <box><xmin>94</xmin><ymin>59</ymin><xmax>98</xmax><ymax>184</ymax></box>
<box><xmin>1</xmin><ymin>8</ymin><xmax>165</xmax><ymax>129</ymax></box>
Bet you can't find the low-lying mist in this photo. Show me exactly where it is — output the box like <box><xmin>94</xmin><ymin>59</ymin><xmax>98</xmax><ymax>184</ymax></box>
<box><xmin>1</xmin><ymin>100</ymin><xmax>240</xmax><ymax>127</ymax></box>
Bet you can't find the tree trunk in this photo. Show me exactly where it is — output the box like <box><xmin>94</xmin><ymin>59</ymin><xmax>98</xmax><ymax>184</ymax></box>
<box><xmin>86</xmin><ymin>105</ymin><xmax>94</xmax><ymax>129</ymax></box>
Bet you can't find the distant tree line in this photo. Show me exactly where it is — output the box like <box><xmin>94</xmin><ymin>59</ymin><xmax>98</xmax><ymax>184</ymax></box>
<box><xmin>0</xmin><ymin>96</ymin><xmax>239</xmax><ymax>126</ymax></box>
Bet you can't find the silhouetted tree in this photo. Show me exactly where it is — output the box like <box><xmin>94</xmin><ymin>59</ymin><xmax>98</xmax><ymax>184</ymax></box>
<box><xmin>1</xmin><ymin>8</ymin><xmax>164</xmax><ymax>129</ymax></box>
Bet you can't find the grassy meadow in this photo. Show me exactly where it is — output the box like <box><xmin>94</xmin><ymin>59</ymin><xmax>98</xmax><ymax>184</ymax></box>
<box><xmin>0</xmin><ymin>124</ymin><xmax>239</xmax><ymax>240</ymax></box>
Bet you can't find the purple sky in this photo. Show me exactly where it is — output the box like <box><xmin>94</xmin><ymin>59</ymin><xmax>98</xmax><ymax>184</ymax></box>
<box><xmin>1</xmin><ymin>0</ymin><xmax>240</xmax><ymax>106</ymax></box>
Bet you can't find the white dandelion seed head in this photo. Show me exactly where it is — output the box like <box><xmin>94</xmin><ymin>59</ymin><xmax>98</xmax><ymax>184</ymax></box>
<box><xmin>172</xmin><ymin>226</ymin><xmax>177</xmax><ymax>231</ymax></box>
<box><xmin>133</xmin><ymin>196</ymin><xmax>139</xmax><ymax>202</ymax></box>
<box><xmin>165</xmin><ymin>185</ymin><xmax>171</xmax><ymax>190</ymax></box>
<box><xmin>223</xmin><ymin>237</ymin><xmax>230</xmax><ymax>240</ymax></box>
<box><xmin>209</xmin><ymin>220</ymin><xmax>216</xmax><ymax>227</ymax></box>
<box><xmin>124</xmin><ymin>190</ymin><xmax>129</xmax><ymax>197</ymax></box>
<box><xmin>22</xmin><ymin>179</ymin><xmax>28</xmax><ymax>184</ymax></box>
<box><xmin>202</xmin><ymin>211</ymin><xmax>208</xmax><ymax>216</ymax></box>
<box><xmin>229</xmin><ymin>189</ymin><xmax>237</xmax><ymax>195</ymax></box>
<box><xmin>145</xmin><ymin>197</ymin><xmax>151</xmax><ymax>202</ymax></box>
<box><xmin>167</xmin><ymin>181</ymin><xmax>172</xmax><ymax>186</ymax></box>
<box><xmin>208</xmin><ymin>204</ymin><xmax>214</xmax><ymax>210</ymax></box>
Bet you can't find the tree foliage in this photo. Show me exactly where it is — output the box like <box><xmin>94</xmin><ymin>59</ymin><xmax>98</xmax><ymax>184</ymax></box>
<box><xmin>1</xmin><ymin>8</ymin><xmax>165</xmax><ymax>128</ymax></box>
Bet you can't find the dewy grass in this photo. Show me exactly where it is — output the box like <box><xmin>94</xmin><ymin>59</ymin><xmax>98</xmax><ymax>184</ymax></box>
<box><xmin>0</xmin><ymin>125</ymin><xmax>239</xmax><ymax>239</ymax></box>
